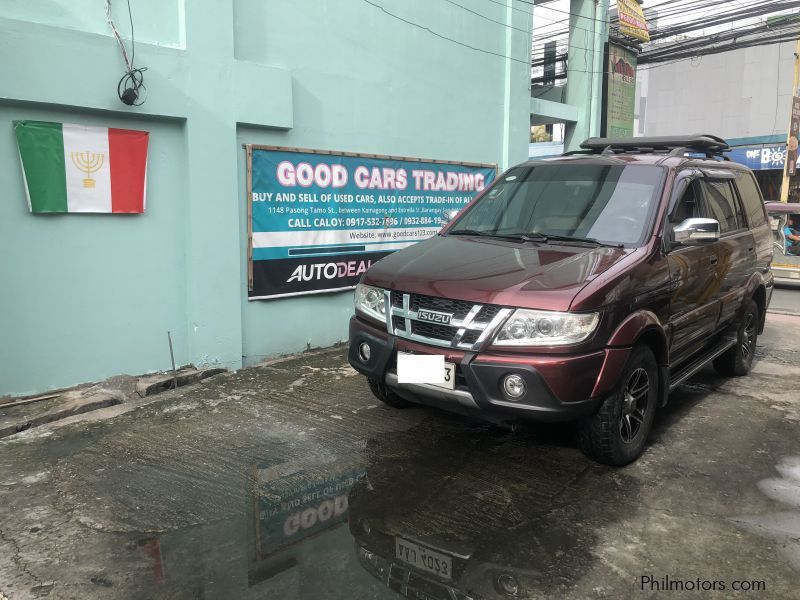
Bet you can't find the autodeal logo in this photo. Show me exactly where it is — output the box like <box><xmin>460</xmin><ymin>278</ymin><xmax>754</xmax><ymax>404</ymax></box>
<box><xmin>287</xmin><ymin>259</ymin><xmax>373</xmax><ymax>282</ymax></box>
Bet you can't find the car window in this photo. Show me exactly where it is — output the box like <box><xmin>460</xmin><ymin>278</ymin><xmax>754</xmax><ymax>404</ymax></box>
<box><xmin>450</xmin><ymin>164</ymin><xmax>664</xmax><ymax>246</ymax></box>
<box><xmin>669</xmin><ymin>179</ymin><xmax>705</xmax><ymax>223</ymax></box>
<box><xmin>735</xmin><ymin>172</ymin><xmax>766</xmax><ymax>227</ymax></box>
<box><xmin>699</xmin><ymin>179</ymin><xmax>743</xmax><ymax>234</ymax></box>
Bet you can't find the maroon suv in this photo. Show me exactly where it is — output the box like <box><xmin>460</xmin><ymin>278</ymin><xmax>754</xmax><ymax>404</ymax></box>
<box><xmin>348</xmin><ymin>135</ymin><xmax>773</xmax><ymax>465</ymax></box>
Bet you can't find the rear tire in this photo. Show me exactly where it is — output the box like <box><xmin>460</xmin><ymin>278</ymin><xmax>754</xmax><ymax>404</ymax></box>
<box><xmin>367</xmin><ymin>377</ymin><xmax>414</xmax><ymax>409</ymax></box>
<box><xmin>576</xmin><ymin>345</ymin><xmax>659</xmax><ymax>466</ymax></box>
<box><xmin>713</xmin><ymin>299</ymin><xmax>758</xmax><ymax>377</ymax></box>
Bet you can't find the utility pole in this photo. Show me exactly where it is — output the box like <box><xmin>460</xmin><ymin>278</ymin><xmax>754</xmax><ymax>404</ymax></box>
<box><xmin>780</xmin><ymin>38</ymin><xmax>800</xmax><ymax>203</ymax></box>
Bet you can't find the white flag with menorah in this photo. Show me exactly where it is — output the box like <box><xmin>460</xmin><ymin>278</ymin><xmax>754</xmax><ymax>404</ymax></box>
<box><xmin>14</xmin><ymin>120</ymin><xmax>149</xmax><ymax>213</ymax></box>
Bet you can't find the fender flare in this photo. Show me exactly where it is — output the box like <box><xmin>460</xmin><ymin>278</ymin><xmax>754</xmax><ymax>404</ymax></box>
<box><xmin>607</xmin><ymin>310</ymin><xmax>666</xmax><ymax>352</ymax></box>
<box><xmin>743</xmin><ymin>271</ymin><xmax>769</xmax><ymax>332</ymax></box>
<box><xmin>592</xmin><ymin>311</ymin><xmax>669</xmax><ymax>399</ymax></box>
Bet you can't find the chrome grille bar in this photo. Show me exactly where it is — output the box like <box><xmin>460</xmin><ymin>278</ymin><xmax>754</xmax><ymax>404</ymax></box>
<box><xmin>387</xmin><ymin>292</ymin><xmax>512</xmax><ymax>351</ymax></box>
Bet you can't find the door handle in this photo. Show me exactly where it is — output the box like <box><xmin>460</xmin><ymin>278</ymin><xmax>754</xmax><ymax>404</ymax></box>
<box><xmin>709</xmin><ymin>257</ymin><xmax>718</xmax><ymax>265</ymax></box>
<box><xmin>747</xmin><ymin>247</ymin><xmax>754</xmax><ymax>252</ymax></box>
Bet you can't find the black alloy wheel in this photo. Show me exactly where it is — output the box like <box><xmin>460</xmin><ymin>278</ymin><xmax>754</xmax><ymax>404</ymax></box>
<box><xmin>619</xmin><ymin>367</ymin><xmax>650</xmax><ymax>445</ymax></box>
<box><xmin>577</xmin><ymin>344</ymin><xmax>659</xmax><ymax>466</ymax></box>
<box><xmin>713</xmin><ymin>298</ymin><xmax>759</xmax><ymax>377</ymax></box>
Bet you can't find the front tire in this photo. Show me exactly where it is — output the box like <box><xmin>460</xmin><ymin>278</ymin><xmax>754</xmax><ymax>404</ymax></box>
<box><xmin>713</xmin><ymin>299</ymin><xmax>758</xmax><ymax>377</ymax></box>
<box><xmin>576</xmin><ymin>345</ymin><xmax>659</xmax><ymax>466</ymax></box>
<box><xmin>367</xmin><ymin>377</ymin><xmax>414</xmax><ymax>409</ymax></box>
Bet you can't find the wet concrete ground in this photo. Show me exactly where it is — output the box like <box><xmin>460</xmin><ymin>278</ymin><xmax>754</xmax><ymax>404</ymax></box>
<box><xmin>1</xmin><ymin>310</ymin><xmax>800</xmax><ymax>599</ymax></box>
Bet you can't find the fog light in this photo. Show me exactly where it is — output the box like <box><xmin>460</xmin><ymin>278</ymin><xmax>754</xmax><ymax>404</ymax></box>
<box><xmin>502</xmin><ymin>374</ymin><xmax>526</xmax><ymax>400</ymax></box>
<box><xmin>358</xmin><ymin>342</ymin><xmax>372</xmax><ymax>362</ymax></box>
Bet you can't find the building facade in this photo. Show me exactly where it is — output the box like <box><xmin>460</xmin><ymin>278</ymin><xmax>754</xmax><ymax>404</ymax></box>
<box><xmin>1</xmin><ymin>0</ymin><xmax>537</xmax><ymax>396</ymax></box>
<box><xmin>637</xmin><ymin>41</ymin><xmax>795</xmax><ymax>199</ymax></box>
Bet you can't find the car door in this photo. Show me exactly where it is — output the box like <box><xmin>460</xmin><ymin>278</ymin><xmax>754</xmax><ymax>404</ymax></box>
<box><xmin>696</xmin><ymin>173</ymin><xmax>755</xmax><ymax>326</ymax></box>
<box><xmin>665</xmin><ymin>171</ymin><xmax>723</xmax><ymax>359</ymax></box>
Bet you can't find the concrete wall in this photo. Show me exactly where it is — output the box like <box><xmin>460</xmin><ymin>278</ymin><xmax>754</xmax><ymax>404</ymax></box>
<box><xmin>639</xmin><ymin>42</ymin><xmax>795</xmax><ymax>139</ymax></box>
<box><xmin>0</xmin><ymin>0</ymin><xmax>532</xmax><ymax>395</ymax></box>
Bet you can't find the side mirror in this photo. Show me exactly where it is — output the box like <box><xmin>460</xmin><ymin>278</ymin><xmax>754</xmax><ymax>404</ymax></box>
<box><xmin>440</xmin><ymin>209</ymin><xmax>460</xmax><ymax>225</ymax></box>
<box><xmin>673</xmin><ymin>218</ymin><xmax>720</xmax><ymax>245</ymax></box>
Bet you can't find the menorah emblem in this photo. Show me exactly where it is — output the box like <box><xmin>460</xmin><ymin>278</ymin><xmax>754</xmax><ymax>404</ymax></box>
<box><xmin>70</xmin><ymin>151</ymin><xmax>104</xmax><ymax>188</ymax></box>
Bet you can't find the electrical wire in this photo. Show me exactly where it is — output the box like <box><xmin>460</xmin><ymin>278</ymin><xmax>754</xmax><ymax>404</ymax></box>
<box><xmin>106</xmin><ymin>0</ymin><xmax>147</xmax><ymax>106</ymax></box>
<box><xmin>362</xmin><ymin>0</ymin><xmax>531</xmax><ymax>65</ymax></box>
<box><xmin>440</xmin><ymin>0</ymin><xmax>532</xmax><ymax>35</ymax></box>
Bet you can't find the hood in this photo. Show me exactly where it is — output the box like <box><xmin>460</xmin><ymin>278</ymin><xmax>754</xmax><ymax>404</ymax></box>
<box><xmin>363</xmin><ymin>235</ymin><xmax>633</xmax><ymax>311</ymax></box>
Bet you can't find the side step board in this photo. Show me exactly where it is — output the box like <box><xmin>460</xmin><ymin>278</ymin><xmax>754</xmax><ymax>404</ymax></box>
<box><xmin>668</xmin><ymin>335</ymin><xmax>737</xmax><ymax>392</ymax></box>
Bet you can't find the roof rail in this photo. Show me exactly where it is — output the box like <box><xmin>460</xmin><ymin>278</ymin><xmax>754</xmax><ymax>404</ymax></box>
<box><xmin>575</xmin><ymin>134</ymin><xmax>731</xmax><ymax>158</ymax></box>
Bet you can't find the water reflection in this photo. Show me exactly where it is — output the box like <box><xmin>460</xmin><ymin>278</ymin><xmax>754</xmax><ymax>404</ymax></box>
<box><xmin>121</xmin><ymin>420</ymin><xmax>633</xmax><ymax>599</ymax></box>
<box><xmin>348</xmin><ymin>421</ymin><xmax>626</xmax><ymax>600</ymax></box>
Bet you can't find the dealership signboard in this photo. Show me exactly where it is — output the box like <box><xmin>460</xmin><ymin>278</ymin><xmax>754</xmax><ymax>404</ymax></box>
<box><xmin>245</xmin><ymin>146</ymin><xmax>495</xmax><ymax>300</ymax></box>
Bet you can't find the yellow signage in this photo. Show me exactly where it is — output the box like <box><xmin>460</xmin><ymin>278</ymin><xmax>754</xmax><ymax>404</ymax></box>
<box><xmin>618</xmin><ymin>0</ymin><xmax>650</xmax><ymax>42</ymax></box>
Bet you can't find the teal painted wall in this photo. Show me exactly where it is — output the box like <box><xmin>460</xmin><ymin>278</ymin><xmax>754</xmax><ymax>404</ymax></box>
<box><xmin>0</xmin><ymin>106</ymin><xmax>188</xmax><ymax>393</ymax></box>
<box><xmin>1</xmin><ymin>0</ymin><xmax>531</xmax><ymax>395</ymax></box>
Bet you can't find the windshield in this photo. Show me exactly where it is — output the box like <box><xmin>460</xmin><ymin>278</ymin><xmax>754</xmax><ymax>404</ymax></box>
<box><xmin>448</xmin><ymin>164</ymin><xmax>664</xmax><ymax>246</ymax></box>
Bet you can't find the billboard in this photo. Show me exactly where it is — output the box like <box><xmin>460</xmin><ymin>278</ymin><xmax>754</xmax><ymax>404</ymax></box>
<box><xmin>603</xmin><ymin>43</ymin><xmax>638</xmax><ymax>138</ymax></box>
<box><xmin>726</xmin><ymin>145</ymin><xmax>800</xmax><ymax>171</ymax></box>
<box><xmin>618</xmin><ymin>0</ymin><xmax>650</xmax><ymax>42</ymax></box>
<box><xmin>245</xmin><ymin>146</ymin><xmax>495</xmax><ymax>300</ymax></box>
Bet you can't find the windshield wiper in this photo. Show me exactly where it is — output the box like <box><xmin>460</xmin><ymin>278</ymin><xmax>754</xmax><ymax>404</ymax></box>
<box><xmin>450</xmin><ymin>229</ymin><xmax>623</xmax><ymax>248</ymax></box>
<box><xmin>502</xmin><ymin>232</ymin><xmax>624</xmax><ymax>248</ymax></box>
<box><xmin>447</xmin><ymin>229</ymin><xmax>493</xmax><ymax>236</ymax></box>
<box><xmin>449</xmin><ymin>229</ymin><xmax>534</xmax><ymax>241</ymax></box>
<box><xmin>546</xmin><ymin>234</ymin><xmax>624</xmax><ymax>248</ymax></box>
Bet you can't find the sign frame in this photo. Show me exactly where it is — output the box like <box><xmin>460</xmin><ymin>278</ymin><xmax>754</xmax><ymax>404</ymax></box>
<box><xmin>243</xmin><ymin>144</ymin><xmax>497</xmax><ymax>300</ymax></box>
<box><xmin>601</xmin><ymin>41</ymin><xmax>638</xmax><ymax>138</ymax></box>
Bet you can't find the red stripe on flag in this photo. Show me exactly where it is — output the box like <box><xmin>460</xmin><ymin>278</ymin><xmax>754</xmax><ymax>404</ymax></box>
<box><xmin>108</xmin><ymin>128</ymin><xmax>148</xmax><ymax>213</ymax></box>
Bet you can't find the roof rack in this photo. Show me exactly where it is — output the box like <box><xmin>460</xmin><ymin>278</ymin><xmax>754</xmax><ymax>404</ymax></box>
<box><xmin>573</xmin><ymin>134</ymin><xmax>731</xmax><ymax>160</ymax></box>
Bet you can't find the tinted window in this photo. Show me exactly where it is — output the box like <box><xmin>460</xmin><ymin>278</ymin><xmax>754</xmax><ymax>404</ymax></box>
<box><xmin>735</xmin><ymin>173</ymin><xmax>766</xmax><ymax>227</ymax></box>
<box><xmin>451</xmin><ymin>164</ymin><xmax>664</xmax><ymax>246</ymax></box>
<box><xmin>700</xmin><ymin>180</ymin><xmax>743</xmax><ymax>234</ymax></box>
<box><xmin>670</xmin><ymin>179</ymin><xmax>704</xmax><ymax>223</ymax></box>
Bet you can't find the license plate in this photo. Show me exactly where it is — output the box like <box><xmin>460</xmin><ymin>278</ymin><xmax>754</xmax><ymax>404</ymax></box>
<box><xmin>397</xmin><ymin>352</ymin><xmax>456</xmax><ymax>390</ymax></box>
<box><xmin>395</xmin><ymin>538</ymin><xmax>453</xmax><ymax>580</ymax></box>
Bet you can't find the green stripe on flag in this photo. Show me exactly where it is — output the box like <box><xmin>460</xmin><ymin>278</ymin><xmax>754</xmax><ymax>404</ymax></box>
<box><xmin>14</xmin><ymin>120</ymin><xmax>68</xmax><ymax>212</ymax></box>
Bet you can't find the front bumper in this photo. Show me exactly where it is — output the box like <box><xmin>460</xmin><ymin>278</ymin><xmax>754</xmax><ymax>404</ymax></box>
<box><xmin>348</xmin><ymin>316</ymin><xmax>606</xmax><ymax>422</ymax></box>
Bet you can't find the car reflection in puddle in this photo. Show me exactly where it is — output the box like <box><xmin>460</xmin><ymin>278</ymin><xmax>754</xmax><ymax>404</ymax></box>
<box><xmin>136</xmin><ymin>420</ymin><xmax>633</xmax><ymax>599</ymax></box>
<box><xmin>348</xmin><ymin>420</ymin><xmax>629</xmax><ymax>600</ymax></box>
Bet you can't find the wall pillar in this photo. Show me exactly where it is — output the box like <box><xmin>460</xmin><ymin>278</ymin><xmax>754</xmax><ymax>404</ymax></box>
<box><xmin>563</xmin><ymin>0</ymin><xmax>609</xmax><ymax>151</ymax></box>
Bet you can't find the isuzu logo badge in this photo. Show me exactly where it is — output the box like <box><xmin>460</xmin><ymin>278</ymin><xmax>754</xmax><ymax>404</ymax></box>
<box><xmin>417</xmin><ymin>309</ymin><xmax>453</xmax><ymax>324</ymax></box>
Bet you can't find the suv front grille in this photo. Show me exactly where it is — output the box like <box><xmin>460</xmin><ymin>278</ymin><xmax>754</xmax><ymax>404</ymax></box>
<box><xmin>387</xmin><ymin>291</ymin><xmax>512</xmax><ymax>351</ymax></box>
<box><xmin>411</xmin><ymin>320</ymin><xmax>459</xmax><ymax>341</ymax></box>
<box><xmin>410</xmin><ymin>293</ymin><xmax>474</xmax><ymax>319</ymax></box>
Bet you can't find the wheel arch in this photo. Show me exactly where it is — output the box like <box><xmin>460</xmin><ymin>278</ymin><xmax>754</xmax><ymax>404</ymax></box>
<box><xmin>594</xmin><ymin>311</ymin><xmax>669</xmax><ymax>401</ymax></box>
<box><xmin>743</xmin><ymin>271</ymin><xmax>768</xmax><ymax>334</ymax></box>
<box><xmin>607</xmin><ymin>310</ymin><xmax>668</xmax><ymax>365</ymax></box>
<box><xmin>751</xmin><ymin>284</ymin><xmax>767</xmax><ymax>335</ymax></box>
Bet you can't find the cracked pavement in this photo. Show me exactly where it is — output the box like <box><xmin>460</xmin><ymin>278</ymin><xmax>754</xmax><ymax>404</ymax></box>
<box><xmin>1</xmin><ymin>309</ymin><xmax>800</xmax><ymax>599</ymax></box>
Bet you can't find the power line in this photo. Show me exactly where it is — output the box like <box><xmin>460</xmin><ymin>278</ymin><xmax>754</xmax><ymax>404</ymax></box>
<box><xmin>481</xmin><ymin>0</ymin><xmax>534</xmax><ymax>16</ymax></box>
<box><xmin>361</xmin><ymin>0</ymin><xmax>530</xmax><ymax>65</ymax></box>
<box><xmin>440</xmin><ymin>0</ymin><xmax>532</xmax><ymax>35</ymax></box>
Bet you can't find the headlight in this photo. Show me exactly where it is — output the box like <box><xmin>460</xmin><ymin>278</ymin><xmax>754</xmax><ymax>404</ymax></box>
<box><xmin>355</xmin><ymin>284</ymin><xmax>387</xmax><ymax>323</ymax></box>
<box><xmin>493</xmin><ymin>309</ymin><xmax>599</xmax><ymax>346</ymax></box>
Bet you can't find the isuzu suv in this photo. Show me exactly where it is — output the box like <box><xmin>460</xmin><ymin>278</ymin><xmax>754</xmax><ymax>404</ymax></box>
<box><xmin>348</xmin><ymin>135</ymin><xmax>773</xmax><ymax>465</ymax></box>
